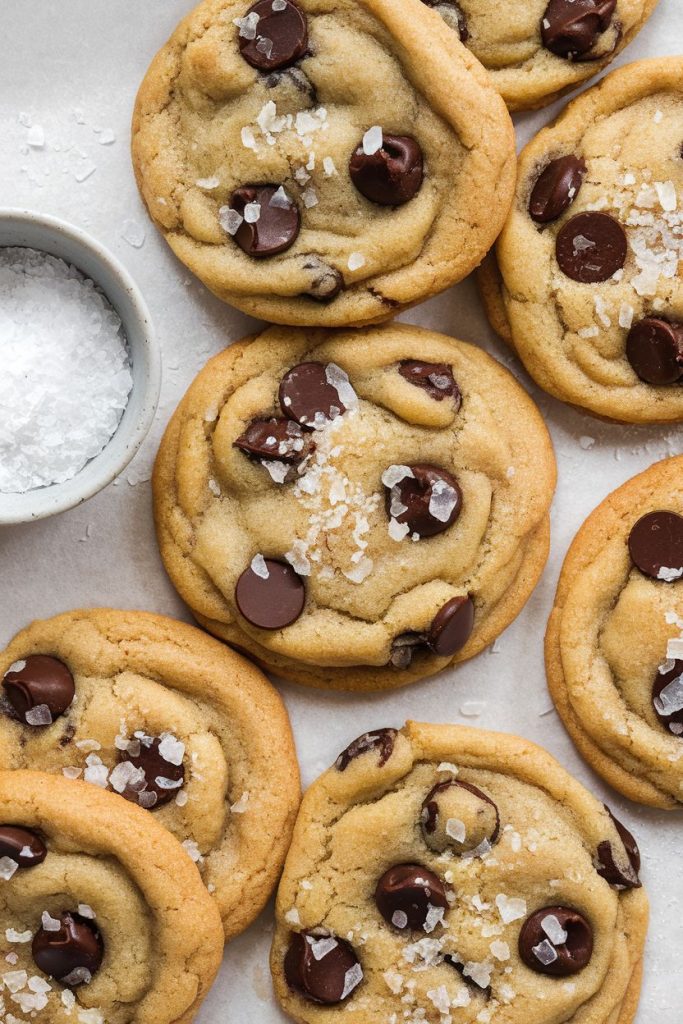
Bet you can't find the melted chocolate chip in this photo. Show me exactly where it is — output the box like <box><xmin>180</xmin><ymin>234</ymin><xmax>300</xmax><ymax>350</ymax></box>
<box><xmin>0</xmin><ymin>826</ymin><xmax>47</xmax><ymax>867</ymax></box>
<box><xmin>235</xmin><ymin>558</ymin><xmax>306</xmax><ymax>629</ymax></box>
<box><xmin>349</xmin><ymin>135</ymin><xmax>423</xmax><ymax>206</ymax></box>
<box><xmin>32</xmin><ymin>911</ymin><xmax>104</xmax><ymax>985</ymax></box>
<box><xmin>652</xmin><ymin>659</ymin><xmax>683</xmax><ymax>736</ymax></box>
<box><xmin>385</xmin><ymin>464</ymin><xmax>462</xmax><ymax>539</ymax></box>
<box><xmin>556</xmin><ymin>211</ymin><xmax>627</xmax><ymax>283</ymax></box>
<box><xmin>422</xmin><ymin>0</ymin><xmax>469</xmax><ymax>40</ymax></box>
<box><xmin>421</xmin><ymin>780</ymin><xmax>500</xmax><ymax>855</ymax></box>
<box><xmin>335</xmin><ymin>728</ymin><xmax>398</xmax><ymax>771</ymax></box>
<box><xmin>301</xmin><ymin>256</ymin><xmax>344</xmax><ymax>301</ymax></box>
<box><xmin>398</xmin><ymin>361</ymin><xmax>461</xmax><ymax>405</ymax></box>
<box><xmin>519</xmin><ymin>906</ymin><xmax>593</xmax><ymax>976</ymax></box>
<box><xmin>279</xmin><ymin>362</ymin><xmax>349</xmax><ymax>428</ymax></box>
<box><xmin>229</xmin><ymin>185</ymin><xmax>300</xmax><ymax>257</ymax></box>
<box><xmin>628</xmin><ymin>511</ymin><xmax>683</xmax><ymax>580</ymax></box>
<box><xmin>2</xmin><ymin>655</ymin><xmax>75</xmax><ymax>725</ymax></box>
<box><xmin>284</xmin><ymin>931</ymin><xmax>362</xmax><ymax>1004</ymax></box>
<box><xmin>541</xmin><ymin>0</ymin><xmax>617</xmax><ymax>59</ymax></box>
<box><xmin>389</xmin><ymin>633</ymin><xmax>427</xmax><ymax>669</ymax></box>
<box><xmin>265</xmin><ymin>66</ymin><xmax>315</xmax><ymax>99</ymax></box>
<box><xmin>529</xmin><ymin>156</ymin><xmax>587</xmax><ymax>223</ymax></box>
<box><xmin>427</xmin><ymin>596</ymin><xmax>475</xmax><ymax>657</ymax></box>
<box><xmin>234</xmin><ymin>417</ymin><xmax>312</xmax><ymax>465</ymax></box>
<box><xmin>238</xmin><ymin>0</ymin><xmax>308</xmax><ymax>72</ymax></box>
<box><xmin>596</xmin><ymin>806</ymin><xmax>641</xmax><ymax>888</ymax></box>
<box><xmin>375</xmin><ymin>864</ymin><xmax>447</xmax><ymax>931</ymax></box>
<box><xmin>626</xmin><ymin>317</ymin><xmax>683</xmax><ymax>385</ymax></box>
<box><xmin>118</xmin><ymin>736</ymin><xmax>185</xmax><ymax>810</ymax></box>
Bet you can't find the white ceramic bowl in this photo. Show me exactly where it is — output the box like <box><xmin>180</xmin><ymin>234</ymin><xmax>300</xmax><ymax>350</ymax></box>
<box><xmin>0</xmin><ymin>209</ymin><xmax>160</xmax><ymax>524</ymax></box>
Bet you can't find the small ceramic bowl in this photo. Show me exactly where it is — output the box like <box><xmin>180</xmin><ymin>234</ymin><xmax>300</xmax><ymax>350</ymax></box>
<box><xmin>0</xmin><ymin>209</ymin><xmax>160</xmax><ymax>524</ymax></box>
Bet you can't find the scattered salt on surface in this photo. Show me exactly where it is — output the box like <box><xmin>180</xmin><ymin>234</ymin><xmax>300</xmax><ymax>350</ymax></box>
<box><xmin>0</xmin><ymin>248</ymin><xmax>132</xmax><ymax>494</ymax></box>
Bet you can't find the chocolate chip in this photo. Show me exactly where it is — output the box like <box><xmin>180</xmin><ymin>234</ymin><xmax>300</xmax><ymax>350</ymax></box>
<box><xmin>375</xmin><ymin>864</ymin><xmax>448</xmax><ymax>931</ymax></box>
<box><xmin>529</xmin><ymin>156</ymin><xmax>587</xmax><ymax>223</ymax></box>
<box><xmin>428</xmin><ymin>596</ymin><xmax>475</xmax><ymax>656</ymax></box>
<box><xmin>519</xmin><ymin>906</ymin><xmax>593</xmax><ymax>976</ymax></box>
<box><xmin>349</xmin><ymin>135</ymin><xmax>423</xmax><ymax>206</ymax></box>
<box><xmin>626</xmin><ymin>317</ymin><xmax>683</xmax><ymax>385</ymax></box>
<box><xmin>385</xmin><ymin>464</ymin><xmax>462</xmax><ymax>539</ymax></box>
<box><xmin>652</xmin><ymin>659</ymin><xmax>683</xmax><ymax>736</ymax></box>
<box><xmin>234</xmin><ymin>417</ymin><xmax>312</xmax><ymax>465</ymax></box>
<box><xmin>118</xmin><ymin>736</ymin><xmax>185</xmax><ymax>810</ymax></box>
<box><xmin>421</xmin><ymin>780</ymin><xmax>500</xmax><ymax>855</ymax></box>
<box><xmin>596</xmin><ymin>806</ymin><xmax>641</xmax><ymax>889</ymax></box>
<box><xmin>301</xmin><ymin>256</ymin><xmax>344</xmax><ymax>302</ymax></box>
<box><xmin>398</xmin><ymin>361</ymin><xmax>461</xmax><ymax>406</ymax></box>
<box><xmin>279</xmin><ymin>361</ymin><xmax>350</xmax><ymax>429</ymax></box>
<box><xmin>2</xmin><ymin>655</ymin><xmax>75</xmax><ymax>726</ymax></box>
<box><xmin>284</xmin><ymin>931</ymin><xmax>362</xmax><ymax>1004</ymax></box>
<box><xmin>541</xmin><ymin>0</ymin><xmax>616</xmax><ymax>59</ymax></box>
<box><xmin>265</xmin><ymin>66</ymin><xmax>316</xmax><ymax>100</ymax></box>
<box><xmin>229</xmin><ymin>185</ymin><xmax>300</xmax><ymax>257</ymax></box>
<box><xmin>238</xmin><ymin>0</ymin><xmax>308</xmax><ymax>72</ymax></box>
<box><xmin>335</xmin><ymin>728</ymin><xmax>398</xmax><ymax>771</ymax></box>
<box><xmin>32</xmin><ymin>911</ymin><xmax>104</xmax><ymax>985</ymax></box>
<box><xmin>235</xmin><ymin>558</ymin><xmax>306</xmax><ymax>629</ymax></box>
<box><xmin>389</xmin><ymin>633</ymin><xmax>427</xmax><ymax>669</ymax></box>
<box><xmin>0</xmin><ymin>826</ymin><xmax>47</xmax><ymax>867</ymax></box>
<box><xmin>421</xmin><ymin>0</ymin><xmax>469</xmax><ymax>40</ymax></box>
<box><xmin>555</xmin><ymin>212</ymin><xmax>627</xmax><ymax>283</ymax></box>
<box><xmin>628</xmin><ymin>511</ymin><xmax>683</xmax><ymax>581</ymax></box>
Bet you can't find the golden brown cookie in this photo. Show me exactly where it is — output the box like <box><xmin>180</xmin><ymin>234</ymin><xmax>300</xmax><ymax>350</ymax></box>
<box><xmin>0</xmin><ymin>609</ymin><xmax>300</xmax><ymax>939</ymax></box>
<box><xmin>482</xmin><ymin>58</ymin><xmax>683</xmax><ymax>424</ymax></box>
<box><xmin>152</xmin><ymin>324</ymin><xmax>556</xmax><ymax>691</ymax></box>
<box><xmin>426</xmin><ymin>0</ymin><xmax>659</xmax><ymax>111</ymax></box>
<box><xmin>546</xmin><ymin>455</ymin><xmax>683</xmax><ymax>809</ymax></box>
<box><xmin>131</xmin><ymin>0</ymin><xmax>515</xmax><ymax>326</ymax></box>
<box><xmin>0</xmin><ymin>769</ymin><xmax>223</xmax><ymax>1023</ymax></box>
<box><xmin>270</xmin><ymin>721</ymin><xmax>648</xmax><ymax>1024</ymax></box>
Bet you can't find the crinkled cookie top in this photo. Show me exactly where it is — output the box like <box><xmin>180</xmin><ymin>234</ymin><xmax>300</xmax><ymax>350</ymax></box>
<box><xmin>132</xmin><ymin>0</ymin><xmax>514</xmax><ymax>325</ymax></box>
<box><xmin>0</xmin><ymin>770</ymin><xmax>223</xmax><ymax>1024</ymax></box>
<box><xmin>497</xmin><ymin>58</ymin><xmax>683</xmax><ymax>423</ymax></box>
<box><xmin>153</xmin><ymin>324</ymin><xmax>555</xmax><ymax>691</ymax></box>
<box><xmin>426</xmin><ymin>0</ymin><xmax>658</xmax><ymax>110</ymax></box>
<box><xmin>0</xmin><ymin>609</ymin><xmax>300</xmax><ymax>940</ymax></box>
<box><xmin>547</xmin><ymin>454</ymin><xmax>683</xmax><ymax>808</ymax></box>
<box><xmin>271</xmin><ymin>722</ymin><xmax>648</xmax><ymax>1024</ymax></box>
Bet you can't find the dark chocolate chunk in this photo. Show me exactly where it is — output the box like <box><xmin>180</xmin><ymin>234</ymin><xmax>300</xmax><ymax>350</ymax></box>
<box><xmin>628</xmin><ymin>511</ymin><xmax>683</xmax><ymax>580</ymax></box>
<box><xmin>238</xmin><ymin>0</ymin><xmax>308</xmax><ymax>72</ymax></box>
<box><xmin>349</xmin><ymin>134</ymin><xmax>424</xmax><ymax>206</ymax></box>
<box><xmin>375</xmin><ymin>864</ymin><xmax>448</xmax><ymax>930</ymax></box>
<box><xmin>3</xmin><ymin>655</ymin><xmax>75</xmax><ymax>726</ymax></box>
<box><xmin>519</xmin><ymin>906</ymin><xmax>593</xmax><ymax>976</ymax></box>
<box><xmin>626</xmin><ymin>317</ymin><xmax>683</xmax><ymax>385</ymax></box>
<box><xmin>555</xmin><ymin>212</ymin><xmax>627</xmax><ymax>283</ymax></box>
<box><xmin>284</xmin><ymin>931</ymin><xmax>362</xmax><ymax>1004</ymax></box>
<box><xmin>229</xmin><ymin>185</ymin><xmax>300</xmax><ymax>257</ymax></box>
<box><xmin>529</xmin><ymin>156</ymin><xmax>587</xmax><ymax>223</ymax></box>
<box><xmin>235</xmin><ymin>558</ymin><xmax>306</xmax><ymax>629</ymax></box>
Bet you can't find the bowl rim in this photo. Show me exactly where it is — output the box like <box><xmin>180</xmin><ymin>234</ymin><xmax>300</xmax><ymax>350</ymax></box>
<box><xmin>0</xmin><ymin>207</ymin><xmax>161</xmax><ymax>525</ymax></box>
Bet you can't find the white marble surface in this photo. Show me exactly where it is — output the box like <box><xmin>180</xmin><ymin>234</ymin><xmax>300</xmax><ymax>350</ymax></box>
<box><xmin>0</xmin><ymin>1</ymin><xmax>681</xmax><ymax>1020</ymax></box>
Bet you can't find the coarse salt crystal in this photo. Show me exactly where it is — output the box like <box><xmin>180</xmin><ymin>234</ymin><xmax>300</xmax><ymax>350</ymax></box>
<box><xmin>309</xmin><ymin>936</ymin><xmax>337</xmax><ymax>959</ymax></box>
<box><xmin>362</xmin><ymin>125</ymin><xmax>383</xmax><ymax>155</ymax></box>
<box><xmin>495</xmin><ymin>894</ymin><xmax>527</xmax><ymax>923</ymax></box>
<box><xmin>340</xmin><ymin>962</ymin><xmax>363</xmax><ymax>999</ymax></box>
<box><xmin>5</xmin><ymin>929</ymin><xmax>31</xmax><ymax>943</ymax></box>
<box><xmin>159</xmin><ymin>733</ymin><xmax>185</xmax><ymax>766</ymax></box>
<box><xmin>445</xmin><ymin>818</ymin><xmax>466</xmax><ymax>843</ymax></box>
<box><xmin>490</xmin><ymin>940</ymin><xmax>510</xmax><ymax>960</ymax></box>
<box><xmin>347</xmin><ymin>252</ymin><xmax>365</xmax><ymax>271</ymax></box>
<box><xmin>182</xmin><ymin>839</ymin><xmax>203</xmax><ymax>863</ymax></box>
<box><xmin>269</xmin><ymin>186</ymin><xmax>292</xmax><ymax>209</ymax></box>
<box><xmin>230</xmin><ymin>791</ymin><xmax>250</xmax><ymax>813</ymax></box>
<box><xmin>392</xmin><ymin>910</ymin><xmax>408</xmax><ymax>928</ymax></box>
<box><xmin>658</xmin><ymin>566</ymin><xmax>683</xmax><ymax>582</ymax></box>
<box><xmin>0</xmin><ymin>249</ymin><xmax>132</xmax><ymax>494</ymax></box>
<box><xmin>233</xmin><ymin>11</ymin><xmax>260</xmax><ymax>38</ymax></box>
<box><xmin>78</xmin><ymin>905</ymin><xmax>96</xmax><ymax>920</ymax></box>
<box><xmin>25</xmin><ymin>704</ymin><xmax>52</xmax><ymax>726</ymax></box>
<box><xmin>41</xmin><ymin>912</ymin><xmax>62</xmax><ymax>932</ymax></box>
<box><xmin>533</xmin><ymin>939</ymin><xmax>558</xmax><ymax>965</ymax></box>
<box><xmin>542</xmin><ymin>914</ymin><xmax>568</xmax><ymax>945</ymax></box>
<box><xmin>251</xmin><ymin>554</ymin><xmax>270</xmax><ymax>579</ymax></box>
<box><xmin>196</xmin><ymin>176</ymin><xmax>220</xmax><ymax>190</ymax></box>
<box><xmin>323</xmin><ymin>156</ymin><xmax>337</xmax><ymax>176</ymax></box>
<box><xmin>243</xmin><ymin>201</ymin><xmax>261</xmax><ymax>223</ymax></box>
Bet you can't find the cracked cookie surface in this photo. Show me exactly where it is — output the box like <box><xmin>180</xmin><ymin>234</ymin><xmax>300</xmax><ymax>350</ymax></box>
<box><xmin>0</xmin><ymin>609</ymin><xmax>300</xmax><ymax>940</ymax></box>
<box><xmin>426</xmin><ymin>0</ymin><xmax>658</xmax><ymax>111</ymax></box>
<box><xmin>481</xmin><ymin>58</ymin><xmax>683</xmax><ymax>423</ymax></box>
<box><xmin>270</xmin><ymin>721</ymin><xmax>648</xmax><ymax>1024</ymax></box>
<box><xmin>152</xmin><ymin>324</ymin><xmax>556</xmax><ymax>691</ymax></box>
<box><xmin>131</xmin><ymin>0</ymin><xmax>515</xmax><ymax>326</ymax></box>
<box><xmin>0</xmin><ymin>770</ymin><xmax>223</xmax><ymax>1023</ymax></box>
<box><xmin>546</xmin><ymin>455</ymin><xmax>683</xmax><ymax>809</ymax></box>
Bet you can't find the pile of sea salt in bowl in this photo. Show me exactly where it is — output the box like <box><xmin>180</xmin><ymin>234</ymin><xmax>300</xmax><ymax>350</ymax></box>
<box><xmin>0</xmin><ymin>247</ymin><xmax>133</xmax><ymax>493</ymax></box>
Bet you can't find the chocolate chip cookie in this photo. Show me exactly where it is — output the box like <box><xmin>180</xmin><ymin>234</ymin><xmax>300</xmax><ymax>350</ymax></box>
<box><xmin>546</xmin><ymin>455</ymin><xmax>683</xmax><ymax>809</ymax></box>
<box><xmin>152</xmin><ymin>324</ymin><xmax>556</xmax><ymax>691</ymax></box>
<box><xmin>131</xmin><ymin>0</ymin><xmax>515</xmax><ymax>326</ymax></box>
<box><xmin>0</xmin><ymin>609</ymin><xmax>300</xmax><ymax>939</ymax></box>
<box><xmin>480</xmin><ymin>58</ymin><xmax>683</xmax><ymax>423</ymax></box>
<box><xmin>0</xmin><ymin>769</ymin><xmax>223</xmax><ymax>1023</ymax></box>
<box><xmin>424</xmin><ymin>0</ymin><xmax>658</xmax><ymax>111</ymax></box>
<box><xmin>270</xmin><ymin>721</ymin><xmax>648</xmax><ymax>1024</ymax></box>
